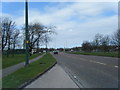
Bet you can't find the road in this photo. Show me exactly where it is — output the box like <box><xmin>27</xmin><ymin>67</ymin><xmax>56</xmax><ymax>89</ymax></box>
<box><xmin>52</xmin><ymin>52</ymin><xmax>118</xmax><ymax>88</ymax></box>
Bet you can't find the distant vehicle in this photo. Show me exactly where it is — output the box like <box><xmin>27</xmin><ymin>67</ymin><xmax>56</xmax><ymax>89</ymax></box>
<box><xmin>53</xmin><ymin>51</ymin><xmax>58</xmax><ymax>54</ymax></box>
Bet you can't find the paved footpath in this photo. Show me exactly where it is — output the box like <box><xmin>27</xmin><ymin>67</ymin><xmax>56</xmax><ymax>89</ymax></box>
<box><xmin>2</xmin><ymin>54</ymin><xmax>45</xmax><ymax>77</ymax></box>
<box><xmin>25</xmin><ymin>64</ymin><xmax>79</xmax><ymax>88</ymax></box>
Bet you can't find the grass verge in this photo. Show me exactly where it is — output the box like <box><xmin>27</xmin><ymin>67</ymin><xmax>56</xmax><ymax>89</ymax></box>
<box><xmin>2</xmin><ymin>53</ymin><xmax>56</xmax><ymax>88</ymax></box>
<box><xmin>69</xmin><ymin>52</ymin><xmax>119</xmax><ymax>58</ymax></box>
<box><xmin>2</xmin><ymin>53</ymin><xmax>43</xmax><ymax>69</ymax></box>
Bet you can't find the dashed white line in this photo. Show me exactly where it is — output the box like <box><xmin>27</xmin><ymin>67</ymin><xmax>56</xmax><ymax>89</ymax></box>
<box><xmin>89</xmin><ymin>60</ymin><xmax>106</xmax><ymax>65</ymax></box>
<box><xmin>88</xmin><ymin>60</ymin><xmax>118</xmax><ymax>68</ymax></box>
<box><xmin>114</xmin><ymin>66</ymin><xmax>118</xmax><ymax>68</ymax></box>
<box><xmin>97</xmin><ymin>62</ymin><xmax>106</xmax><ymax>65</ymax></box>
<box><xmin>74</xmin><ymin>76</ymin><xmax>77</xmax><ymax>79</ymax></box>
<box><xmin>80</xmin><ymin>58</ymin><xmax>87</xmax><ymax>61</ymax></box>
<box><xmin>89</xmin><ymin>60</ymin><xmax>94</xmax><ymax>63</ymax></box>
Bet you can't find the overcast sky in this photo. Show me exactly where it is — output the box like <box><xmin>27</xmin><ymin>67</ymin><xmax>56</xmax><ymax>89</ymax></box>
<box><xmin>1</xmin><ymin>2</ymin><xmax>118</xmax><ymax>48</ymax></box>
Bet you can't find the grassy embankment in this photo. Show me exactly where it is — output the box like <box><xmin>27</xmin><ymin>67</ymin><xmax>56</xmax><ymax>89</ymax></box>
<box><xmin>3</xmin><ymin>53</ymin><xmax>43</xmax><ymax>69</ymax></box>
<box><xmin>3</xmin><ymin>53</ymin><xmax>56</xmax><ymax>88</ymax></box>
<box><xmin>69</xmin><ymin>52</ymin><xmax>119</xmax><ymax>58</ymax></box>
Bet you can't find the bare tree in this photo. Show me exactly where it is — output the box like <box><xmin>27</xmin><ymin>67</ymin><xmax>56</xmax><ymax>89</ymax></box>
<box><xmin>82</xmin><ymin>41</ymin><xmax>93</xmax><ymax>52</ymax></box>
<box><xmin>92</xmin><ymin>33</ymin><xmax>103</xmax><ymax>51</ymax></box>
<box><xmin>1</xmin><ymin>17</ymin><xmax>16</xmax><ymax>52</ymax></box>
<box><xmin>100</xmin><ymin>35</ymin><xmax>110</xmax><ymax>52</ymax></box>
<box><xmin>11</xmin><ymin>30</ymin><xmax>20</xmax><ymax>50</ymax></box>
<box><xmin>0</xmin><ymin>25</ymin><xmax>1</xmax><ymax>56</ymax></box>
<box><xmin>112</xmin><ymin>29</ymin><xmax>120</xmax><ymax>47</ymax></box>
<box><xmin>1</xmin><ymin>18</ymin><xmax>8</xmax><ymax>52</ymax></box>
<box><xmin>112</xmin><ymin>29</ymin><xmax>120</xmax><ymax>57</ymax></box>
<box><xmin>22</xmin><ymin>22</ymin><xmax>56</xmax><ymax>55</ymax></box>
<box><xmin>43</xmin><ymin>26</ymin><xmax>56</xmax><ymax>52</ymax></box>
<box><xmin>28</xmin><ymin>23</ymin><xmax>45</xmax><ymax>54</ymax></box>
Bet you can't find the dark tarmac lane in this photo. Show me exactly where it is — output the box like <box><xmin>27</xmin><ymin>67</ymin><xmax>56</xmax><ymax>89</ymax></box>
<box><xmin>52</xmin><ymin>52</ymin><xmax>118</xmax><ymax>88</ymax></box>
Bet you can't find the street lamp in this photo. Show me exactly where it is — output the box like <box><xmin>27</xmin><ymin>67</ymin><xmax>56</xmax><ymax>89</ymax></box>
<box><xmin>25</xmin><ymin>0</ymin><xmax>29</xmax><ymax>66</ymax></box>
<box><xmin>45</xmin><ymin>34</ymin><xmax>48</xmax><ymax>53</ymax></box>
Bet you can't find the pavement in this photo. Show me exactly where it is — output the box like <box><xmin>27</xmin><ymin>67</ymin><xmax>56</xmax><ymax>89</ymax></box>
<box><xmin>25</xmin><ymin>64</ymin><xmax>79</xmax><ymax>88</ymax></box>
<box><xmin>52</xmin><ymin>52</ymin><xmax>118</xmax><ymax>88</ymax></box>
<box><xmin>2</xmin><ymin>54</ymin><xmax>45</xmax><ymax>77</ymax></box>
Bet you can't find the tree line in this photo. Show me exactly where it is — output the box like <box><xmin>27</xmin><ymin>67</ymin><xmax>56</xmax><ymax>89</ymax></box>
<box><xmin>1</xmin><ymin>17</ymin><xmax>56</xmax><ymax>56</ymax></box>
<box><xmin>81</xmin><ymin>30</ymin><xmax>120</xmax><ymax>52</ymax></box>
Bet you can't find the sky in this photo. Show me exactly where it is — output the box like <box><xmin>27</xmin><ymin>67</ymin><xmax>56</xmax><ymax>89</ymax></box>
<box><xmin>1</xmin><ymin>2</ymin><xmax>118</xmax><ymax>48</ymax></box>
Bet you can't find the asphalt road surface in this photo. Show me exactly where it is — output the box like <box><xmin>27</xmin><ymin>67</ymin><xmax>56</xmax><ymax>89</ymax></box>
<box><xmin>52</xmin><ymin>52</ymin><xmax>118</xmax><ymax>88</ymax></box>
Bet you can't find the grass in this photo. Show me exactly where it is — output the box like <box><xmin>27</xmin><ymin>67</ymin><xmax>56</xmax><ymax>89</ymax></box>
<box><xmin>2</xmin><ymin>53</ymin><xmax>43</xmax><ymax>69</ymax></box>
<box><xmin>69</xmin><ymin>52</ymin><xmax>119</xmax><ymax>58</ymax></box>
<box><xmin>2</xmin><ymin>53</ymin><xmax>56</xmax><ymax>88</ymax></box>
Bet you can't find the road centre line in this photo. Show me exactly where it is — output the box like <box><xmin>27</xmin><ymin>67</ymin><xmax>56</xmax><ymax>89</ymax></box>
<box><xmin>89</xmin><ymin>60</ymin><xmax>106</xmax><ymax>65</ymax></box>
<box><xmin>89</xmin><ymin>60</ymin><xmax>119</xmax><ymax>69</ymax></box>
<box><xmin>97</xmin><ymin>62</ymin><xmax>106</xmax><ymax>65</ymax></box>
<box><xmin>114</xmin><ymin>66</ymin><xmax>118</xmax><ymax>68</ymax></box>
<box><xmin>66</xmin><ymin>54</ymin><xmax>117</xmax><ymax>68</ymax></box>
<box><xmin>80</xmin><ymin>58</ymin><xmax>87</xmax><ymax>61</ymax></box>
<box><xmin>80</xmin><ymin>59</ymin><xmax>107</xmax><ymax>66</ymax></box>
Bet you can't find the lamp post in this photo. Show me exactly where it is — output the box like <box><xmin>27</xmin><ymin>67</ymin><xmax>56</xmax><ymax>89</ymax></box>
<box><xmin>25</xmin><ymin>0</ymin><xmax>29</xmax><ymax>66</ymax></box>
<box><xmin>45</xmin><ymin>34</ymin><xmax>47</xmax><ymax>53</ymax></box>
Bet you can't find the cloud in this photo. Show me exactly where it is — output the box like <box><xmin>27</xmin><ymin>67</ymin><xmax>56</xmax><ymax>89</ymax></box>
<box><xmin>1</xmin><ymin>0</ymin><xmax>119</xmax><ymax>2</ymax></box>
<box><xmin>1</xmin><ymin>2</ymin><xmax>118</xmax><ymax>48</ymax></box>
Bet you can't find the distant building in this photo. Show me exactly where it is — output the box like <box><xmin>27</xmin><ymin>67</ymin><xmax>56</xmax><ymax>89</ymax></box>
<box><xmin>31</xmin><ymin>49</ymin><xmax>37</xmax><ymax>54</ymax></box>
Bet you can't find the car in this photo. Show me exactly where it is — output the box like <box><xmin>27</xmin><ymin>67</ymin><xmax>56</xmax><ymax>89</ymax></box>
<box><xmin>53</xmin><ymin>51</ymin><xmax>58</xmax><ymax>54</ymax></box>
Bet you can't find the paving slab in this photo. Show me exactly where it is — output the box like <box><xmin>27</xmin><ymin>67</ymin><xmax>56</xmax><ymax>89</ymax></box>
<box><xmin>25</xmin><ymin>64</ymin><xmax>79</xmax><ymax>88</ymax></box>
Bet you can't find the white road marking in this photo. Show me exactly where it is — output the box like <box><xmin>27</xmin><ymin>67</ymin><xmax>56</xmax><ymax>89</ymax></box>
<box><xmin>90</xmin><ymin>61</ymin><xmax>118</xmax><ymax>68</ymax></box>
<box><xmin>97</xmin><ymin>62</ymin><xmax>106</xmax><ymax>65</ymax></box>
<box><xmin>89</xmin><ymin>60</ymin><xmax>94</xmax><ymax>62</ymax></box>
<box><xmin>89</xmin><ymin>60</ymin><xmax>106</xmax><ymax>65</ymax></box>
<box><xmin>114</xmin><ymin>66</ymin><xmax>118</xmax><ymax>68</ymax></box>
<box><xmin>80</xmin><ymin>58</ymin><xmax>86</xmax><ymax>61</ymax></box>
<box><xmin>74</xmin><ymin>76</ymin><xmax>77</xmax><ymax>79</ymax></box>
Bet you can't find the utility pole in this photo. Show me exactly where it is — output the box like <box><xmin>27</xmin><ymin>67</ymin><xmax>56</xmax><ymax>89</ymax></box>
<box><xmin>66</xmin><ymin>40</ymin><xmax>67</xmax><ymax>49</ymax></box>
<box><xmin>64</xmin><ymin>42</ymin><xmax>65</xmax><ymax>52</ymax></box>
<box><xmin>25</xmin><ymin>0</ymin><xmax>29</xmax><ymax>66</ymax></box>
<box><xmin>45</xmin><ymin>34</ymin><xmax>47</xmax><ymax>53</ymax></box>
